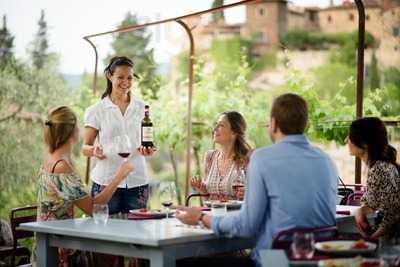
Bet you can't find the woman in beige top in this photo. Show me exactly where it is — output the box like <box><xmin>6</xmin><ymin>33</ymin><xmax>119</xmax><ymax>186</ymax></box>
<box><xmin>191</xmin><ymin>111</ymin><xmax>252</xmax><ymax>200</ymax></box>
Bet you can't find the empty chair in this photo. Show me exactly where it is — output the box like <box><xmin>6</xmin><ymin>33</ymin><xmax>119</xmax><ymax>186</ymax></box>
<box><xmin>185</xmin><ymin>193</ymin><xmax>210</xmax><ymax>207</ymax></box>
<box><xmin>346</xmin><ymin>191</ymin><xmax>365</xmax><ymax>206</ymax></box>
<box><xmin>9</xmin><ymin>206</ymin><xmax>37</xmax><ymax>267</ymax></box>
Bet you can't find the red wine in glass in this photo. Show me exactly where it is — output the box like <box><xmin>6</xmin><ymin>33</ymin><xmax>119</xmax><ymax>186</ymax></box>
<box><xmin>118</xmin><ymin>152</ymin><xmax>130</xmax><ymax>158</ymax></box>
<box><xmin>232</xmin><ymin>183</ymin><xmax>244</xmax><ymax>189</ymax></box>
<box><xmin>161</xmin><ymin>201</ymin><xmax>173</xmax><ymax>208</ymax></box>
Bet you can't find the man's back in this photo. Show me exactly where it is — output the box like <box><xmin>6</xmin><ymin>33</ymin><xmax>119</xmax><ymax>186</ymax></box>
<box><xmin>254</xmin><ymin>135</ymin><xmax>337</xmax><ymax>248</ymax></box>
<box><xmin>212</xmin><ymin>134</ymin><xmax>337</xmax><ymax>265</ymax></box>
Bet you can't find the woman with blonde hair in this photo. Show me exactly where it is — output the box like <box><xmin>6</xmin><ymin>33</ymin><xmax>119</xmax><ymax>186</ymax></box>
<box><xmin>35</xmin><ymin>106</ymin><xmax>133</xmax><ymax>266</ymax></box>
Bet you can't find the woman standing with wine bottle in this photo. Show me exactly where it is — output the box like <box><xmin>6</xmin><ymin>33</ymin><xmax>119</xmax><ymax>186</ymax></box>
<box><xmin>82</xmin><ymin>56</ymin><xmax>156</xmax><ymax>215</ymax></box>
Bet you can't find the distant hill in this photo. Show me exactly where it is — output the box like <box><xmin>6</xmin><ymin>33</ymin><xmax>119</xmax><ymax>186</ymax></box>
<box><xmin>63</xmin><ymin>74</ymin><xmax>82</xmax><ymax>89</ymax></box>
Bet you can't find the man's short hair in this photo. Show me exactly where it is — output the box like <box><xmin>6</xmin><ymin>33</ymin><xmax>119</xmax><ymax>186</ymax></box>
<box><xmin>271</xmin><ymin>93</ymin><xmax>308</xmax><ymax>135</ymax></box>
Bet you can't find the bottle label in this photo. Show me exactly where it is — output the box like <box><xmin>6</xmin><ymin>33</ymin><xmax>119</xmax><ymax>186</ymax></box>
<box><xmin>142</xmin><ymin>127</ymin><xmax>153</xmax><ymax>142</ymax></box>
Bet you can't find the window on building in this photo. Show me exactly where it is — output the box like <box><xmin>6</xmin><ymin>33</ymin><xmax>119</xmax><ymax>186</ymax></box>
<box><xmin>309</xmin><ymin>12</ymin><xmax>315</xmax><ymax>22</ymax></box>
<box><xmin>349</xmin><ymin>13</ymin><xmax>354</xmax><ymax>21</ymax></box>
<box><xmin>255</xmin><ymin>32</ymin><xmax>267</xmax><ymax>44</ymax></box>
<box><xmin>328</xmin><ymin>15</ymin><xmax>332</xmax><ymax>23</ymax></box>
<box><xmin>393</xmin><ymin>27</ymin><xmax>400</xmax><ymax>37</ymax></box>
<box><xmin>259</xmin><ymin>8</ymin><xmax>265</xmax><ymax>16</ymax></box>
<box><xmin>366</xmin><ymin>14</ymin><xmax>370</xmax><ymax>20</ymax></box>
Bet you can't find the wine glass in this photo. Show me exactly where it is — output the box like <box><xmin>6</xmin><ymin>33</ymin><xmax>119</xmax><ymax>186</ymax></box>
<box><xmin>114</xmin><ymin>135</ymin><xmax>132</xmax><ymax>162</ymax></box>
<box><xmin>291</xmin><ymin>232</ymin><xmax>315</xmax><ymax>259</ymax></box>
<box><xmin>159</xmin><ymin>181</ymin><xmax>177</xmax><ymax>219</ymax></box>
<box><xmin>378</xmin><ymin>237</ymin><xmax>400</xmax><ymax>267</ymax></box>
<box><xmin>232</xmin><ymin>168</ymin><xmax>246</xmax><ymax>199</ymax></box>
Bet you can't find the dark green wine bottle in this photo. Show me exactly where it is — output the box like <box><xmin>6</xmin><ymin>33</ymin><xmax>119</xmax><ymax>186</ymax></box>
<box><xmin>141</xmin><ymin>105</ymin><xmax>154</xmax><ymax>148</ymax></box>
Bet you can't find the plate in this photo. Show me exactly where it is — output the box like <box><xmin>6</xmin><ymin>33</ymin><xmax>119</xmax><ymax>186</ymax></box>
<box><xmin>315</xmin><ymin>240</ymin><xmax>377</xmax><ymax>256</ymax></box>
<box><xmin>204</xmin><ymin>200</ymin><xmax>243</xmax><ymax>210</ymax></box>
<box><xmin>318</xmin><ymin>258</ymin><xmax>384</xmax><ymax>267</ymax></box>
<box><xmin>129</xmin><ymin>209</ymin><xmax>174</xmax><ymax>218</ymax></box>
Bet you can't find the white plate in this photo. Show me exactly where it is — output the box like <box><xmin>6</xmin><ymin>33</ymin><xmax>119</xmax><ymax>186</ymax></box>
<box><xmin>315</xmin><ymin>240</ymin><xmax>376</xmax><ymax>256</ymax></box>
<box><xmin>129</xmin><ymin>209</ymin><xmax>175</xmax><ymax>216</ymax></box>
<box><xmin>318</xmin><ymin>258</ymin><xmax>384</xmax><ymax>267</ymax></box>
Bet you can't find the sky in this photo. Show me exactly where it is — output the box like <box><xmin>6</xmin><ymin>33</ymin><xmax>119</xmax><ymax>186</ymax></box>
<box><xmin>1</xmin><ymin>0</ymin><xmax>340</xmax><ymax>74</ymax></box>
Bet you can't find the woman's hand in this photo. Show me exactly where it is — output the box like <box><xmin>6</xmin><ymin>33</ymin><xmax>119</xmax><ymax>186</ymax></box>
<box><xmin>355</xmin><ymin>206</ymin><xmax>372</xmax><ymax>237</ymax></box>
<box><xmin>190</xmin><ymin>176</ymin><xmax>207</xmax><ymax>193</ymax></box>
<box><xmin>370</xmin><ymin>226</ymin><xmax>385</xmax><ymax>239</ymax></box>
<box><xmin>93</xmin><ymin>144</ymin><xmax>106</xmax><ymax>160</ymax></box>
<box><xmin>115</xmin><ymin>161</ymin><xmax>134</xmax><ymax>180</ymax></box>
<box><xmin>137</xmin><ymin>146</ymin><xmax>157</xmax><ymax>156</ymax></box>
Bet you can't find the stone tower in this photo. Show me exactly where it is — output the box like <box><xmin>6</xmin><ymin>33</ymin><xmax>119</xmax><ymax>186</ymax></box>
<box><xmin>242</xmin><ymin>0</ymin><xmax>288</xmax><ymax>54</ymax></box>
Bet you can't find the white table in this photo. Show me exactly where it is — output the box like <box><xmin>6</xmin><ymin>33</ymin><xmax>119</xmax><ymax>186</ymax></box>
<box><xmin>19</xmin><ymin>217</ymin><xmax>256</xmax><ymax>267</ymax></box>
<box><xmin>20</xmin><ymin>205</ymin><xmax>364</xmax><ymax>267</ymax></box>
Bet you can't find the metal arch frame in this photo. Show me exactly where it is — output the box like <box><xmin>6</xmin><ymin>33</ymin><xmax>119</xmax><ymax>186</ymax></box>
<box><xmin>83</xmin><ymin>0</ymin><xmax>366</xmax><ymax>197</ymax></box>
<box><xmin>355</xmin><ymin>0</ymin><xmax>365</xmax><ymax>185</ymax></box>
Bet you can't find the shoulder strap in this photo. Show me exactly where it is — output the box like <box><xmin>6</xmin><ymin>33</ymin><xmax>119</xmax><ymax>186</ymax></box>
<box><xmin>51</xmin><ymin>159</ymin><xmax>67</xmax><ymax>174</ymax></box>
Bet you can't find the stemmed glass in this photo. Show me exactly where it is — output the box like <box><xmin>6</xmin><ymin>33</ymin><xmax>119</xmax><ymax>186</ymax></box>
<box><xmin>159</xmin><ymin>181</ymin><xmax>177</xmax><ymax>219</ymax></box>
<box><xmin>291</xmin><ymin>232</ymin><xmax>315</xmax><ymax>259</ymax></box>
<box><xmin>378</xmin><ymin>237</ymin><xmax>400</xmax><ymax>267</ymax></box>
<box><xmin>232</xmin><ymin>168</ymin><xmax>246</xmax><ymax>199</ymax></box>
<box><xmin>114</xmin><ymin>135</ymin><xmax>132</xmax><ymax>162</ymax></box>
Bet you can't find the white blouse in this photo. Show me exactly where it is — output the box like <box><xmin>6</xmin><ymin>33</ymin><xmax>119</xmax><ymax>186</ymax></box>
<box><xmin>84</xmin><ymin>96</ymin><xmax>149</xmax><ymax>188</ymax></box>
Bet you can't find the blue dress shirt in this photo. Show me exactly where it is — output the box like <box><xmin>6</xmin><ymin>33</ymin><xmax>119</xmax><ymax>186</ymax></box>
<box><xmin>211</xmin><ymin>134</ymin><xmax>337</xmax><ymax>266</ymax></box>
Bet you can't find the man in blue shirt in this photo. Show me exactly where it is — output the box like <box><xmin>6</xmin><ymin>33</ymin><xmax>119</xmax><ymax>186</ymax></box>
<box><xmin>177</xmin><ymin>93</ymin><xmax>337</xmax><ymax>267</ymax></box>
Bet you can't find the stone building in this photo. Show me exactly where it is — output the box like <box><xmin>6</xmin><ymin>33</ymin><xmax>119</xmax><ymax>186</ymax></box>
<box><xmin>183</xmin><ymin>0</ymin><xmax>399</xmax><ymax>67</ymax></box>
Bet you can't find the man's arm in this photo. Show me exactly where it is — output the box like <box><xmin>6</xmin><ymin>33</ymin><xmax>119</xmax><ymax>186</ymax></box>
<box><xmin>212</xmin><ymin>152</ymin><xmax>268</xmax><ymax>237</ymax></box>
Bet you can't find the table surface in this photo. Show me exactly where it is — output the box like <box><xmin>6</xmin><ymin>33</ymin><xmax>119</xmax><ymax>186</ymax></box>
<box><xmin>20</xmin><ymin>217</ymin><xmax>217</xmax><ymax>247</ymax></box>
<box><xmin>19</xmin><ymin>205</ymin><xmax>362</xmax><ymax>267</ymax></box>
<box><xmin>20</xmin><ymin>205</ymin><xmax>360</xmax><ymax>244</ymax></box>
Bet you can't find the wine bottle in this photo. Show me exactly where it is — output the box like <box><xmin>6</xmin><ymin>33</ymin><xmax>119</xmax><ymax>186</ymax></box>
<box><xmin>141</xmin><ymin>105</ymin><xmax>154</xmax><ymax>148</ymax></box>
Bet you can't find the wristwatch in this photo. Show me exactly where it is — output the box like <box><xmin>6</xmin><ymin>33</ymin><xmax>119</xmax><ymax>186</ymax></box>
<box><xmin>198</xmin><ymin>213</ymin><xmax>206</xmax><ymax>228</ymax></box>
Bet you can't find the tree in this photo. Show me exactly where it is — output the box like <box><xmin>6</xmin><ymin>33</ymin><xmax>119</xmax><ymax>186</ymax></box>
<box><xmin>369</xmin><ymin>51</ymin><xmax>380</xmax><ymax>90</ymax></box>
<box><xmin>211</xmin><ymin>0</ymin><xmax>225</xmax><ymax>23</ymax></box>
<box><xmin>0</xmin><ymin>15</ymin><xmax>15</xmax><ymax>69</ymax></box>
<box><xmin>0</xmin><ymin>56</ymin><xmax>72</xmax><ymax>219</ymax></box>
<box><xmin>30</xmin><ymin>10</ymin><xmax>49</xmax><ymax>69</ymax></box>
<box><xmin>106</xmin><ymin>12</ymin><xmax>160</xmax><ymax>99</ymax></box>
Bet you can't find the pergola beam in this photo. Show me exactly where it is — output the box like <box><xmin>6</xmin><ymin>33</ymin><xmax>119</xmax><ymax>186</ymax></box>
<box><xmin>355</xmin><ymin>0</ymin><xmax>365</xmax><ymax>185</ymax></box>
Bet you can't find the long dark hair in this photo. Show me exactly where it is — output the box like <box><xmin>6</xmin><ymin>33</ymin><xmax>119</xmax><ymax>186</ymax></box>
<box><xmin>101</xmin><ymin>56</ymin><xmax>138</xmax><ymax>99</ymax></box>
<box><xmin>349</xmin><ymin>117</ymin><xmax>399</xmax><ymax>172</ymax></box>
<box><xmin>221</xmin><ymin>111</ymin><xmax>252</xmax><ymax>167</ymax></box>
